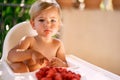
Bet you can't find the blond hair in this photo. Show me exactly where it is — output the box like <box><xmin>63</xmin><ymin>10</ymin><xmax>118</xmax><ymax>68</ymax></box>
<box><xmin>29</xmin><ymin>1</ymin><xmax>62</xmax><ymax>20</ymax></box>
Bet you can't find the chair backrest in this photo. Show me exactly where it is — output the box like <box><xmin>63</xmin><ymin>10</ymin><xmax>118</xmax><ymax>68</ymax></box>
<box><xmin>2</xmin><ymin>21</ymin><xmax>37</xmax><ymax>60</ymax></box>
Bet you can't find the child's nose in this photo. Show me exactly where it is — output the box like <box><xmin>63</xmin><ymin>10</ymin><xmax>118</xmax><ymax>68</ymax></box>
<box><xmin>45</xmin><ymin>21</ymin><xmax>51</xmax><ymax>28</ymax></box>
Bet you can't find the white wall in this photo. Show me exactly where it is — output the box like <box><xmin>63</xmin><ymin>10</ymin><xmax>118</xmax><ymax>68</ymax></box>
<box><xmin>61</xmin><ymin>10</ymin><xmax>120</xmax><ymax>75</ymax></box>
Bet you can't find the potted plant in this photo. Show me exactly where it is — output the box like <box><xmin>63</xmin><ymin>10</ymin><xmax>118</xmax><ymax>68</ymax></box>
<box><xmin>112</xmin><ymin>0</ymin><xmax>120</xmax><ymax>10</ymax></box>
<box><xmin>84</xmin><ymin>0</ymin><xmax>102</xmax><ymax>9</ymax></box>
<box><xmin>56</xmin><ymin>0</ymin><xmax>75</xmax><ymax>9</ymax></box>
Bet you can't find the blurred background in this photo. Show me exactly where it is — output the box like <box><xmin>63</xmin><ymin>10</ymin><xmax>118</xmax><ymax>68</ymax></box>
<box><xmin>0</xmin><ymin>0</ymin><xmax>120</xmax><ymax>76</ymax></box>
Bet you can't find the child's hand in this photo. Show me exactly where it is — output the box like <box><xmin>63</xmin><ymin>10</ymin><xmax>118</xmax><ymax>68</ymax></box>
<box><xmin>26</xmin><ymin>50</ymin><xmax>45</xmax><ymax>66</ymax></box>
<box><xmin>49</xmin><ymin>57</ymin><xmax>66</xmax><ymax>67</ymax></box>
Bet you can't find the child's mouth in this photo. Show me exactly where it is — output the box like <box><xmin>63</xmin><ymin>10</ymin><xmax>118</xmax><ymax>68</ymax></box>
<box><xmin>44</xmin><ymin>30</ymin><xmax>52</xmax><ymax>34</ymax></box>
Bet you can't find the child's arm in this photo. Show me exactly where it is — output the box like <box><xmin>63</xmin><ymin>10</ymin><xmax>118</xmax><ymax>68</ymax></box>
<box><xmin>50</xmin><ymin>41</ymin><xmax>68</xmax><ymax>67</ymax></box>
<box><xmin>7</xmin><ymin>36</ymin><xmax>33</xmax><ymax>62</ymax></box>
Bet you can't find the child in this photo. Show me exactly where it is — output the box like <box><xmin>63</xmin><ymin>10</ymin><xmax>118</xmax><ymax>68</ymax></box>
<box><xmin>7</xmin><ymin>0</ymin><xmax>68</xmax><ymax>73</ymax></box>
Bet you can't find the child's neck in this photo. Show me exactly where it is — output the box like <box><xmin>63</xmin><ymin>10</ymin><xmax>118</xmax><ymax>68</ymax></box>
<box><xmin>37</xmin><ymin>35</ymin><xmax>52</xmax><ymax>43</ymax></box>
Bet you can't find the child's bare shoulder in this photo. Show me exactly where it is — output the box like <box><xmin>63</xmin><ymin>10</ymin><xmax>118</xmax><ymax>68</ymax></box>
<box><xmin>53</xmin><ymin>38</ymin><xmax>63</xmax><ymax>45</ymax></box>
<box><xmin>22</xmin><ymin>36</ymin><xmax>34</xmax><ymax>40</ymax></box>
<box><xmin>20</xmin><ymin>36</ymin><xmax>35</xmax><ymax>43</ymax></box>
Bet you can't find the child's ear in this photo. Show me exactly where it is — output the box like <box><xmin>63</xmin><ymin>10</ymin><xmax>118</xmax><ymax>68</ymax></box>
<box><xmin>30</xmin><ymin>20</ymin><xmax>35</xmax><ymax>29</ymax></box>
<box><xmin>59</xmin><ymin>21</ymin><xmax>63</xmax><ymax>29</ymax></box>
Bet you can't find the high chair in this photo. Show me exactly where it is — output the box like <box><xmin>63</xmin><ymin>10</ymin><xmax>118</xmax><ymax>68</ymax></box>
<box><xmin>1</xmin><ymin>21</ymin><xmax>74</xmax><ymax>80</ymax></box>
<box><xmin>1</xmin><ymin>21</ymin><xmax>119</xmax><ymax>80</ymax></box>
<box><xmin>1</xmin><ymin>21</ymin><xmax>38</xmax><ymax>80</ymax></box>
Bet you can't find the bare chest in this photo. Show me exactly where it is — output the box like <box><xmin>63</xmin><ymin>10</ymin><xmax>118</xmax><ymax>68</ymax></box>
<box><xmin>31</xmin><ymin>43</ymin><xmax>59</xmax><ymax>60</ymax></box>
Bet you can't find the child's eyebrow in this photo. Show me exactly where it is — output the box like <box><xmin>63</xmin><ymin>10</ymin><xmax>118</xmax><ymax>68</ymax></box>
<box><xmin>50</xmin><ymin>17</ymin><xmax>57</xmax><ymax>19</ymax></box>
<box><xmin>38</xmin><ymin>16</ymin><xmax>57</xmax><ymax>19</ymax></box>
<box><xmin>38</xmin><ymin>17</ymin><xmax>44</xmax><ymax>19</ymax></box>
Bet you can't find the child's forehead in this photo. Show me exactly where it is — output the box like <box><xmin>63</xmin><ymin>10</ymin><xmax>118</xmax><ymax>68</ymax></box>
<box><xmin>40</xmin><ymin>6</ymin><xmax>59</xmax><ymax>14</ymax></box>
<box><xmin>36</xmin><ymin>6</ymin><xmax>60</xmax><ymax>17</ymax></box>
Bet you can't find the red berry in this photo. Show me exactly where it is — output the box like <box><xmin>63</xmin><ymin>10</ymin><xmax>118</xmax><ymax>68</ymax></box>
<box><xmin>46</xmin><ymin>68</ymin><xmax>56</xmax><ymax>77</ymax></box>
<box><xmin>41</xmin><ymin>77</ymin><xmax>52</xmax><ymax>80</ymax></box>
<box><xmin>54</xmin><ymin>72</ymin><xmax>62</xmax><ymax>80</ymax></box>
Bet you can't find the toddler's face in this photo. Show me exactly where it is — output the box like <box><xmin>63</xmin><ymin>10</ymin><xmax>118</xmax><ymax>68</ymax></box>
<box><xmin>31</xmin><ymin>7</ymin><xmax>61</xmax><ymax>38</ymax></box>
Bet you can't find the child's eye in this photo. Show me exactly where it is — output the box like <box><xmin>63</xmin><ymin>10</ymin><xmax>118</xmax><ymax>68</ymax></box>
<box><xmin>39</xmin><ymin>19</ymin><xmax>45</xmax><ymax>22</ymax></box>
<box><xmin>51</xmin><ymin>19</ymin><xmax>56</xmax><ymax>22</ymax></box>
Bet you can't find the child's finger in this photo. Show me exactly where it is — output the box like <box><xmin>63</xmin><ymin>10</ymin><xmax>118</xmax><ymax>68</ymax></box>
<box><xmin>50</xmin><ymin>57</ymin><xmax>56</xmax><ymax>62</ymax></box>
